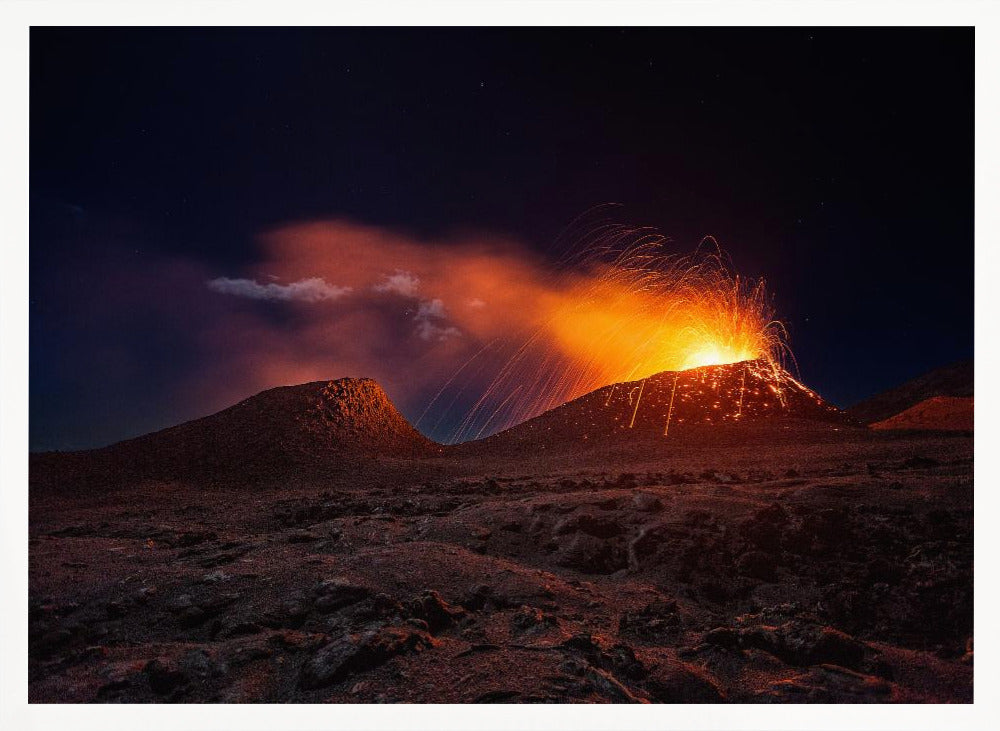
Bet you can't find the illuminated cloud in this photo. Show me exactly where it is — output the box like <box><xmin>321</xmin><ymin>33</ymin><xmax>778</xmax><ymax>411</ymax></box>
<box><xmin>181</xmin><ymin>218</ymin><xmax>774</xmax><ymax>444</ymax></box>
<box><xmin>206</xmin><ymin>276</ymin><xmax>351</xmax><ymax>303</ymax></box>
<box><xmin>372</xmin><ymin>270</ymin><xmax>461</xmax><ymax>340</ymax></box>
<box><xmin>373</xmin><ymin>270</ymin><xmax>421</xmax><ymax>297</ymax></box>
<box><xmin>414</xmin><ymin>298</ymin><xmax>461</xmax><ymax>341</ymax></box>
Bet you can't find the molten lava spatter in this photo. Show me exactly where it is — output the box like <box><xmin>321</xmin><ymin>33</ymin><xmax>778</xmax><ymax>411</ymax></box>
<box><xmin>609</xmin><ymin>359</ymin><xmax>838</xmax><ymax>433</ymax></box>
<box><xmin>681</xmin><ymin>343</ymin><xmax>756</xmax><ymax>371</ymax></box>
<box><xmin>473</xmin><ymin>359</ymin><xmax>847</xmax><ymax>449</ymax></box>
<box><xmin>440</xmin><ymin>223</ymin><xmax>792</xmax><ymax>443</ymax></box>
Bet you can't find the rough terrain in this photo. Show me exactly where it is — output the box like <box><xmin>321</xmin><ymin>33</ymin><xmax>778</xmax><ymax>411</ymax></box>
<box><xmin>29</xmin><ymin>367</ymin><xmax>974</xmax><ymax>703</ymax></box>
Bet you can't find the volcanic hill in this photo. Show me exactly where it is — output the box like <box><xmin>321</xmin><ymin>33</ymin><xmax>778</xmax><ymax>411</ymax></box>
<box><xmin>30</xmin><ymin>378</ymin><xmax>438</xmax><ymax>487</ymax></box>
<box><xmin>847</xmin><ymin>360</ymin><xmax>973</xmax><ymax>426</ymax></box>
<box><xmin>870</xmin><ymin>395</ymin><xmax>974</xmax><ymax>431</ymax></box>
<box><xmin>467</xmin><ymin>359</ymin><xmax>851</xmax><ymax>452</ymax></box>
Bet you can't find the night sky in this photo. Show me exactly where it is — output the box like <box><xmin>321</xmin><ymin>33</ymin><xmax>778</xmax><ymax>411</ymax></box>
<box><xmin>30</xmin><ymin>27</ymin><xmax>973</xmax><ymax>451</ymax></box>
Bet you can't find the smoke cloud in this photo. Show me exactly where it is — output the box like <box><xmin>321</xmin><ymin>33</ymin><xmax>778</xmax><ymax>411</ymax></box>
<box><xmin>373</xmin><ymin>270</ymin><xmax>421</xmax><ymax>297</ymax></box>
<box><xmin>40</xmin><ymin>216</ymin><xmax>778</xmax><ymax>448</ymax></box>
<box><xmin>413</xmin><ymin>298</ymin><xmax>462</xmax><ymax>341</ymax></box>
<box><xmin>206</xmin><ymin>276</ymin><xmax>351</xmax><ymax>302</ymax></box>
<box><xmin>180</xmin><ymin>219</ymin><xmax>553</xmax><ymax>441</ymax></box>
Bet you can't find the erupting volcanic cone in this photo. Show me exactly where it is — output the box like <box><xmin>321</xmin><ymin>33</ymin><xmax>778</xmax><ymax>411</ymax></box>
<box><xmin>472</xmin><ymin>359</ymin><xmax>849</xmax><ymax>449</ymax></box>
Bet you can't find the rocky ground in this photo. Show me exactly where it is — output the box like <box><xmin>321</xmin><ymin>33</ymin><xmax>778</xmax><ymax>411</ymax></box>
<box><xmin>29</xmin><ymin>423</ymin><xmax>973</xmax><ymax>703</ymax></box>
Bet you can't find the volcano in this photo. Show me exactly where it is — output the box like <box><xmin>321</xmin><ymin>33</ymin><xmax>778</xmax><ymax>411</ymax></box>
<box><xmin>30</xmin><ymin>378</ymin><xmax>438</xmax><ymax>487</ymax></box>
<box><xmin>470</xmin><ymin>359</ymin><xmax>850</xmax><ymax>451</ymax></box>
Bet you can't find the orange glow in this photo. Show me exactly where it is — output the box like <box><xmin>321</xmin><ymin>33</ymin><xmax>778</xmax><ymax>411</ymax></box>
<box><xmin>544</xmin><ymin>269</ymin><xmax>771</xmax><ymax>380</ymax></box>
<box><xmin>446</xmin><ymin>227</ymin><xmax>792</xmax><ymax>441</ymax></box>
<box><xmin>682</xmin><ymin>344</ymin><xmax>754</xmax><ymax>371</ymax></box>
<box><xmin>207</xmin><ymin>217</ymin><xmax>791</xmax><ymax>443</ymax></box>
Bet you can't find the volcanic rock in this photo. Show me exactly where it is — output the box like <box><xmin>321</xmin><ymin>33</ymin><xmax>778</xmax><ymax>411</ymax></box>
<box><xmin>510</xmin><ymin>605</ymin><xmax>558</xmax><ymax>634</ymax></box>
<box><xmin>407</xmin><ymin>590</ymin><xmax>466</xmax><ymax>633</ymax></box>
<box><xmin>299</xmin><ymin>625</ymin><xmax>433</xmax><ymax>689</ymax></box>
<box><xmin>632</xmin><ymin>492</ymin><xmax>664</xmax><ymax>513</ymax></box>
<box><xmin>739</xmin><ymin>503</ymin><xmax>790</xmax><ymax>553</ymax></box>
<box><xmin>618</xmin><ymin>599</ymin><xmax>682</xmax><ymax>642</ymax></box>
<box><xmin>735</xmin><ymin>550</ymin><xmax>778</xmax><ymax>581</ymax></box>
<box><xmin>554</xmin><ymin>512</ymin><xmax>624</xmax><ymax>539</ymax></box>
<box><xmin>741</xmin><ymin>621</ymin><xmax>869</xmax><ymax>669</ymax></box>
<box><xmin>312</xmin><ymin>579</ymin><xmax>371</xmax><ymax>613</ymax></box>
<box><xmin>644</xmin><ymin>660</ymin><xmax>725</xmax><ymax>703</ymax></box>
<box><xmin>555</xmin><ymin>532</ymin><xmax>628</xmax><ymax>574</ymax></box>
<box><xmin>144</xmin><ymin>659</ymin><xmax>186</xmax><ymax>695</ymax></box>
<box><xmin>758</xmin><ymin>665</ymin><xmax>891</xmax><ymax>703</ymax></box>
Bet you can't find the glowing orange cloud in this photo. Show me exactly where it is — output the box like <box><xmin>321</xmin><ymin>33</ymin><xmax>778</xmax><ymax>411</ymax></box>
<box><xmin>197</xmin><ymin>218</ymin><xmax>787</xmax><ymax>442</ymax></box>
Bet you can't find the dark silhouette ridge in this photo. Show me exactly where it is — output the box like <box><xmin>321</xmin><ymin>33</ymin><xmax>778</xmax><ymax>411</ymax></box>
<box><xmin>847</xmin><ymin>361</ymin><xmax>973</xmax><ymax>425</ymax></box>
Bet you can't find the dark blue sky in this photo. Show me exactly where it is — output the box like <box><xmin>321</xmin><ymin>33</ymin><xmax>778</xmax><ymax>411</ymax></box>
<box><xmin>30</xmin><ymin>27</ymin><xmax>973</xmax><ymax>451</ymax></box>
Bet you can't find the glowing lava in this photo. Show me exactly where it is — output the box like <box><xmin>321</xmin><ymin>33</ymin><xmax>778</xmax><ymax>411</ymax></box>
<box><xmin>431</xmin><ymin>219</ymin><xmax>793</xmax><ymax>442</ymax></box>
<box><xmin>681</xmin><ymin>343</ymin><xmax>755</xmax><ymax>371</ymax></box>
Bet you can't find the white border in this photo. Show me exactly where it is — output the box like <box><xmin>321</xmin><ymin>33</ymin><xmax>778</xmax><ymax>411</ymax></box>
<box><xmin>2</xmin><ymin>2</ymin><xmax>997</xmax><ymax>730</ymax></box>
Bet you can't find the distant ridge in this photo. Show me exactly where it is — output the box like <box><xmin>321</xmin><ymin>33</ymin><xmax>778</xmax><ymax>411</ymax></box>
<box><xmin>847</xmin><ymin>360</ymin><xmax>973</xmax><ymax>426</ymax></box>
<box><xmin>871</xmin><ymin>396</ymin><xmax>973</xmax><ymax>432</ymax></box>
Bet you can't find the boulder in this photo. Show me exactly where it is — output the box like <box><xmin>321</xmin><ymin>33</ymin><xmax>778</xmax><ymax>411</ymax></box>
<box><xmin>299</xmin><ymin>625</ymin><xmax>433</xmax><ymax>689</ymax></box>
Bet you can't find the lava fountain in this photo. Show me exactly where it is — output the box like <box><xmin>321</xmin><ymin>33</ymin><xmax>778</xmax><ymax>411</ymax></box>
<box><xmin>424</xmin><ymin>217</ymin><xmax>793</xmax><ymax>442</ymax></box>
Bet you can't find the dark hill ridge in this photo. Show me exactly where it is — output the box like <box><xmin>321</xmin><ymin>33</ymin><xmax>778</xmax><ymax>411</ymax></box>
<box><xmin>466</xmin><ymin>359</ymin><xmax>850</xmax><ymax>451</ymax></box>
<box><xmin>847</xmin><ymin>360</ymin><xmax>973</xmax><ymax>426</ymax></box>
<box><xmin>871</xmin><ymin>395</ymin><xmax>974</xmax><ymax>431</ymax></box>
<box><xmin>31</xmin><ymin>378</ymin><xmax>439</xmax><ymax>487</ymax></box>
<box><xmin>114</xmin><ymin>377</ymin><xmax>439</xmax><ymax>463</ymax></box>
<box><xmin>31</xmin><ymin>364</ymin><xmax>849</xmax><ymax>488</ymax></box>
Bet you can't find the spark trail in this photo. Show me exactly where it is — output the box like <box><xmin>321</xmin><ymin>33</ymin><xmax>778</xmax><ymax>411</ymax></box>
<box><xmin>431</xmin><ymin>213</ymin><xmax>794</xmax><ymax>443</ymax></box>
